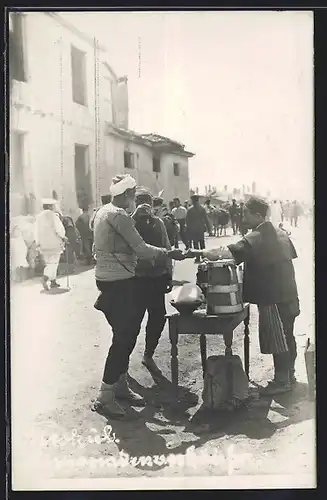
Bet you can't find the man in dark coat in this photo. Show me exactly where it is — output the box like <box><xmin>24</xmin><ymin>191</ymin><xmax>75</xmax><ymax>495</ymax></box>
<box><xmin>186</xmin><ymin>195</ymin><xmax>211</xmax><ymax>263</ymax></box>
<box><xmin>76</xmin><ymin>208</ymin><xmax>94</xmax><ymax>265</ymax></box>
<box><xmin>187</xmin><ymin>196</ymin><xmax>300</xmax><ymax>396</ymax></box>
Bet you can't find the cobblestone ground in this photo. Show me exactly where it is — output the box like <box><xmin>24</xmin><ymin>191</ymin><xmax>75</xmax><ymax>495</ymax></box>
<box><xmin>10</xmin><ymin>218</ymin><xmax>315</xmax><ymax>489</ymax></box>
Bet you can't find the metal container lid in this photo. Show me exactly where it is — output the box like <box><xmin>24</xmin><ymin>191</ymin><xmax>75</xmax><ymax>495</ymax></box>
<box><xmin>207</xmin><ymin>259</ymin><xmax>236</xmax><ymax>267</ymax></box>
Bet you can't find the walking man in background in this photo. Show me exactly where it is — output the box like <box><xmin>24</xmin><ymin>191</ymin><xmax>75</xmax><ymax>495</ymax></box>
<box><xmin>171</xmin><ymin>197</ymin><xmax>188</xmax><ymax>249</ymax></box>
<box><xmin>35</xmin><ymin>198</ymin><xmax>67</xmax><ymax>291</ymax></box>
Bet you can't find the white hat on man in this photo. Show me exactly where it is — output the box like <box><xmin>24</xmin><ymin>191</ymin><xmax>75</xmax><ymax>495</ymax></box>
<box><xmin>109</xmin><ymin>174</ymin><xmax>136</xmax><ymax>197</ymax></box>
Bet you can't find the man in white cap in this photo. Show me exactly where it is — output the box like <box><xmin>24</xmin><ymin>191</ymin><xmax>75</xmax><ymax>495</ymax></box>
<box><xmin>93</xmin><ymin>174</ymin><xmax>185</xmax><ymax>420</ymax></box>
<box><xmin>35</xmin><ymin>198</ymin><xmax>67</xmax><ymax>291</ymax></box>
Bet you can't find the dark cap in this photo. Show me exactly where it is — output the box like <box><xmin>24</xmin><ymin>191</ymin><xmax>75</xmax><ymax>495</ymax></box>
<box><xmin>135</xmin><ymin>187</ymin><xmax>153</xmax><ymax>205</ymax></box>
<box><xmin>153</xmin><ymin>196</ymin><xmax>164</xmax><ymax>207</ymax></box>
<box><xmin>245</xmin><ymin>196</ymin><xmax>269</xmax><ymax>217</ymax></box>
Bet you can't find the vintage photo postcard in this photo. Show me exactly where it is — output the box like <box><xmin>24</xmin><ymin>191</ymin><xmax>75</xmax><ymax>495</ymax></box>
<box><xmin>8</xmin><ymin>9</ymin><xmax>315</xmax><ymax>491</ymax></box>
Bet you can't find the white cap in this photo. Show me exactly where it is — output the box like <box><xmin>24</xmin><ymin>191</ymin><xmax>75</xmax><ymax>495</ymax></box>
<box><xmin>109</xmin><ymin>174</ymin><xmax>136</xmax><ymax>197</ymax></box>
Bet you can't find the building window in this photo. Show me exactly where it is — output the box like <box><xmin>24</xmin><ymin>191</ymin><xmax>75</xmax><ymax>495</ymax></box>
<box><xmin>124</xmin><ymin>151</ymin><xmax>135</xmax><ymax>169</ymax></box>
<box><xmin>9</xmin><ymin>13</ymin><xmax>27</xmax><ymax>82</ymax></box>
<box><xmin>74</xmin><ymin>144</ymin><xmax>92</xmax><ymax>209</ymax></box>
<box><xmin>152</xmin><ymin>155</ymin><xmax>161</xmax><ymax>173</ymax></box>
<box><xmin>71</xmin><ymin>45</ymin><xmax>87</xmax><ymax>106</ymax></box>
<box><xmin>173</xmin><ymin>163</ymin><xmax>180</xmax><ymax>176</ymax></box>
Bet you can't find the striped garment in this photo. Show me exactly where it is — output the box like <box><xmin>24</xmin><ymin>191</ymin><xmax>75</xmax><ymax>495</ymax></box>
<box><xmin>258</xmin><ymin>304</ymin><xmax>288</xmax><ymax>354</ymax></box>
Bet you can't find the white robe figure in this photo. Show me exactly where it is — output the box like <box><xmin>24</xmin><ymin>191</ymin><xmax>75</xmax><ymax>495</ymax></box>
<box><xmin>270</xmin><ymin>202</ymin><xmax>282</xmax><ymax>227</ymax></box>
<box><xmin>35</xmin><ymin>208</ymin><xmax>66</xmax><ymax>282</ymax></box>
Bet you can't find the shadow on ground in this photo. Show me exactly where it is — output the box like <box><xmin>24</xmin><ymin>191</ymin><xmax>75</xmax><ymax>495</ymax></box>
<box><xmin>101</xmin><ymin>371</ymin><xmax>314</xmax><ymax>474</ymax></box>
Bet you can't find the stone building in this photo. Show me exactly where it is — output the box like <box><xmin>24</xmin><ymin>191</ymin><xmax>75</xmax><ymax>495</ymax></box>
<box><xmin>9</xmin><ymin>11</ymin><xmax>194</xmax><ymax>221</ymax></box>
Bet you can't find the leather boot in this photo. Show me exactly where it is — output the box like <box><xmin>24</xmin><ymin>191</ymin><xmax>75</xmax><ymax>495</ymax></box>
<box><xmin>115</xmin><ymin>373</ymin><xmax>146</xmax><ymax>406</ymax></box>
<box><xmin>93</xmin><ymin>382</ymin><xmax>127</xmax><ymax>419</ymax></box>
<box><xmin>50</xmin><ymin>280</ymin><xmax>61</xmax><ymax>288</ymax></box>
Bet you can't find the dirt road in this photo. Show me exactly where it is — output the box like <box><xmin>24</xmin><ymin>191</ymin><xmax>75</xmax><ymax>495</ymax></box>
<box><xmin>10</xmin><ymin>221</ymin><xmax>315</xmax><ymax>489</ymax></box>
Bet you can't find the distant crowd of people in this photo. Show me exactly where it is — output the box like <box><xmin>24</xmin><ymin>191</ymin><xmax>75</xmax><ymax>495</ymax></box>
<box><xmin>10</xmin><ymin>190</ymin><xmax>309</xmax><ymax>285</ymax></box>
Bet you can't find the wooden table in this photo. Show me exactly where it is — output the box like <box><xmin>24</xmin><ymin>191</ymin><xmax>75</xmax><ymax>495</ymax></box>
<box><xmin>166</xmin><ymin>304</ymin><xmax>250</xmax><ymax>399</ymax></box>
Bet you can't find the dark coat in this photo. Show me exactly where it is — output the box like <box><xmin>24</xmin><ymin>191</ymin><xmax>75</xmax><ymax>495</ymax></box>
<box><xmin>186</xmin><ymin>205</ymin><xmax>211</xmax><ymax>239</ymax></box>
<box><xmin>228</xmin><ymin>221</ymin><xmax>299</xmax><ymax>307</ymax></box>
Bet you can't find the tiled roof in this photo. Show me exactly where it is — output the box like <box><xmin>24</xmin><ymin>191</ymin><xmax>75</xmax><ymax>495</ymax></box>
<box><xmin>108</xmin><ymin>126</ymin><xmax>194</xmax><ymax>156</ymax></box>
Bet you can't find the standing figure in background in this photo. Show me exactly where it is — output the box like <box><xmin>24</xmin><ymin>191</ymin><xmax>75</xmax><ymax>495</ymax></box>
<box><xmin>171</xmin><ymin>197</ymin><xmax>188</xmax><ymax>249</ymax></box>
<box><xmin>283</xmin><ymin>200</ymin><xmax>291</xmax><ymax>222</ymax></box>
<box><xmin>270</xmin><ymin>200</ymin><xmax>283</xmax><ymax>227</ymax></box>
<box><xmin>61</xmin><ymin>215</ymin><xmax>81</xmax><ymax>273</ymax></box>
<box><xmin>186</xmin><ymin>194</ymin><xmax>211</xmax><ymax>263</ymax></box>
<box><xmin>290</xmin><ymin>200</ymin><xmax>301</xmax><ymax>228</ymax></box>
<box><xmin>211</xmin><ymin>207</ymin><xmax>220</xmax><ymax>237</ymax></box>
<box><xmin>238</xmin><ymin>201</ymin><xmax>248</xmax><ymax>236</ymax></box>
<box><xmin>229</xmin><ymin>199</ymin><xmax>240</xmax><ymax>235</ymax></box>
<box><xmin>35</xmin><ymin>198</ymin><xmax>67</xmax><ymax>291</ymax></box>
<box><xmin>184</xmin><ymin>200</ymin><xmax>189</xmax><ymax>210</ymax></box>
<box><xmin>204</xmin><ymin>199</ymin><xmax>215</xmax><ymax>236</ymax></box>
<box><xmin>218</xmin><ymin>206</ymin><xmax>229</xmax><ymax>236</ymax></box>
<box><xmin>153</xmin><ymin>197</ymin><xmax>179</xmax><ymax>247</ymax></box>
<box><xmin>280</xmin><ymin>201</ymin><xmax>284</xmax><ymax>223</ymax></box>
<box><xmin>76</xmin><ymin>207</ymin><xmax>94</xmax><ymax>265</ymax></box>
<box><xmin>132</xmin><ymin>188</ymin><xmax>173</xmax><ymax>374</ymax></box>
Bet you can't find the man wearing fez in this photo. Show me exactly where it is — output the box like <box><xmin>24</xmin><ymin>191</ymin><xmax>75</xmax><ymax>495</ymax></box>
<box><xmin>92</xmin><ymin>174</ymin><xmax>184</xmax><ymax>419</ymax></box>
<box><xmin>187</xmin><ymin>196</ymin><xmax>300</xmax><ymax>396</ymax></box>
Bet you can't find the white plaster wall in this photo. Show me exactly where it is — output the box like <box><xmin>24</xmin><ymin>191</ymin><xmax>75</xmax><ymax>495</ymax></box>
<box><xmin>10</xmin><ymin>13</ymin><xmax>117</xmax><ymax>219</ymax></box>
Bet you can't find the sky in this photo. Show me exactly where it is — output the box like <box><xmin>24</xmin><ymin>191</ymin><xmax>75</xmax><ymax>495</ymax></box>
<box><xmin>60</xmin><ymin>10</ymin><xmax>313</xmax><ymax>201</ymax></box>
